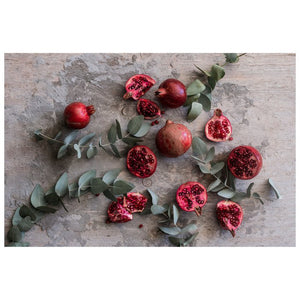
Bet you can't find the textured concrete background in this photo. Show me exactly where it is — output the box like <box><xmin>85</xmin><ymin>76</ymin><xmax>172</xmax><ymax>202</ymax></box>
<box><xmin>4</xmin><ymin>53</ymin><xmax>295</xmax><ymax>246</ymax></box>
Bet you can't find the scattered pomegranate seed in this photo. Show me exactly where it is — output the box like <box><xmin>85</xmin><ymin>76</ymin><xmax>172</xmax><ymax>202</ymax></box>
<box><xmin>151</xmin><ymin>121</ymin><xmax>155</xmax><ymax>126</ymax></box>
<box><xmin>161</xmin><ymin>110</ymin><xmax>165</xmax><ymax>114</ymax></box>
<box><xmin>95</xmin><ymin>193</ymin><xmax>100</xmax><ymax>196</ymax></box>
<box><xmin>229</xmin><ymin>137</ymin><xmax>233</xmax><ymax>141</ymax></box>
<box><xmin>154</xmin><ymin>120</ymin><xmax>159</xmax><ymax>124</ymax></box>
<box><xmin>139</xmin><ymin>224</ymin><xmax>143</xmax><ymax>229</ymax></box>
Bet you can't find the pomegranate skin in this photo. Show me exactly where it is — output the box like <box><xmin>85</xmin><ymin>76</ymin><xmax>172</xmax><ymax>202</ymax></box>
<box><xmin>64</xmin><ymin>102</ymin><xmax>95</xmax><ymax>129</ymax></box>
<box><xmin>155</xmin><ymin>79</ymin><xmax>187</xmax><ymax>108</ymax></box>
<box><xmin>156</xmin><ymin>120</ymin><xmax>192</xmax><ymax>157</ymax></box>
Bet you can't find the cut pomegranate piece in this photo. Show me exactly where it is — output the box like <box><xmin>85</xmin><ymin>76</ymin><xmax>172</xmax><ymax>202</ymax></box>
<box><xmin>117</xmin><ymin>192</ymin><xmax>148</xmax><ymax>213</ymax></box>
<box><xmin>136</xmin><ymin>98</ymin><xmax>161</xmax><ymax>120</ymax></box>
<box><xmin>126</xmin><ymin>145</ymin><xmax>157</xmax><ymax>178</ymax></box>
<box><xmin>107</xmin><ymin>201</ymin><xmax>133</xmax><ymax>223</ymax></box>
<box><xmin>176</xmin><ymin>181</ymin><xmax>208</xmax><ymax>216</ymax></box>
<box><xmin>205</xmin><ymin>109</ymin><xmax>232</xmax><ymax>142</ymax></box>
<box><xmin>156</xmin><ymin>120</ymin><xmax>192</xmax><ymax>157</ymax></box>
<box><xmin>227</xmin><ymin>145</ymin><xmax>263</xmax><ymax>180</ymax></box>
<box><xmin>123</xmin><ymin>74</ymin><xmax>156</xmax><ymax>100</ymax></box>
<box><xmin>216</xmin><ymin>200</ymin><xmax>243</xmax><ymax>237</ymax></box>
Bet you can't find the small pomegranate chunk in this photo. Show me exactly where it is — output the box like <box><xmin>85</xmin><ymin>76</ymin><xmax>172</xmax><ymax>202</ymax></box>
<box><xmin>227</xmin><ymin>145</ymin><xmax>263</xmax><ymax>180</ymax></box>
<box><xmin>216</xmin><ymin>200</ymin><xmax>243</xmax><ymax>237</ymax></box>
<box><xmin>117</xmin><ymin>192</ymin><xmax>148</xmax><ymax>213</ymax></box>
<box><xmin>156</xmin><ymin>120</ymin><xmax>192</xmax><ymax>157</ymax></box>
<box><xmin>126</xmin><ymin>145</ymin><xmax>157</xmax><ymax>178</ymax></box>
<box><xmin>205</xmin><ymin>109</ymin><xmax>232</xmax><ymax>142</ymax></box>
<box><xmin>107</xmin><ymin>202</ymin><xmax>133</xmax><ymax>223</ymax></box>
<box><xmin>123</xmin><ymin>74</ymin><xmax>156</xmax><ymax>100</ymax></box>
<box><xmin>137</xmin><ymin>99</ymin><xmax>161</xmax><ymax>120</ymax></box>
<box><xmin>176</xmin><ymin>181</ymin><xmax>208</xmax><ymax>216</ymax></box>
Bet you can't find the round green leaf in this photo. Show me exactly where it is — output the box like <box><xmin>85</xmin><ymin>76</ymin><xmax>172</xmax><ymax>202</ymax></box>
<box><xmin>198</xmin><ymin>93</ymin><xmax>212</xmax><ymax>112</ymax></box>
<box><xmin>186</xmin><ymin>79</ymin><xmax>206</xmax><ymax>96</ymax></box>
<box><xmin>151</xmin><ymin>205</ymin><xmax>167</xmax><ymax>215</ymax></box>
<box><xmin>57</xmin><ymin>144</ymin><xmax>68</xmax><ymax>159</ymax></box>
<box><xmin>17</xmin><ymin>216</ymin><xmax>34</xmax><ymax>232</ymax></box>
<box><xmin>127</xmin><ymin>115</ymin><xmax>144</xmax><ymax>135</ymax></box>
<box><xmin>225</xmin><ymin>53</ymin><xmax>239</xmax><ymax>63</ymax></box>
<box><xmin>122</xmin><ymin>137</ymin><xmax>143</xmax><ymax>145</ymax></box>
<box><xmin>207</xmin><ymin>178</ymin><xmax>221</xmax><ymax>192</ymax></box>
<box><xmin>64</xmin><ymin>130</ymin><xmax>79</xmax><ymax>145</ymax></box>
<box><xmin>55</xmin><ymin>172</ymin><xmax>68</xmax><ymax>197</ymax></box>
<box><xmin>90</xmin><ymin>178</ymin><xmax>109</xmax><ymax>194</ymax></box>
<box><xmin>112</xmin><ymin>180</ymin><xmax>135</xmax><ymax>195</ymax></box>
<box><xmin>87</xmin><ymin>146</ymin><xmax>98</xmax><ymax>159</ymax></box>
<box><xmin>78</xmin><ymin>133</ymin><xmax>96</xmax><ymax>146</ymax></box>
<box><xmin>73</xmin><ymin>144</ymin><xmax>81</xmax><ymax>158</ymax></box>
<box><xmin>12</xmin><ymin>207</ymin><xmax>23</xmax><ymax>226</ymax></box>
<box><xmin>204</xmin><ymin>147</ymin><xmax>215</xmax><ymax>163</ymax></box>
<box><xmin>147</xmin><ymin>189</ymin><xmax>158</xmax><ymax>205</ymax></box>
<box><xmin>210</xmin><ymin>64</ymin><xmax>225</xmax><ymax>81</ymax></box>
<box><xmin>102</xmin><ymin>169</ymin><xmax>121</xmax><ymax>185</ymax></box>
<box><xmin>31</xmin><ymin>184</ymin><xmax>45</xmax><ymax>208</ymax></box>
<box><xmin>158</xmin><ymin>226</ymin><xmax>181</xmax><ymax>236</ymax></box>
<box><xmin>110</xmin><ymin>143</ymin><xmax>121</xmax><ymax>158</ymax></box>
<box><xmin>78</xmin><ymin>169</ymin><xmax>96</xmax><ymax>190</ymax></box>
<box><xmin>217</xmin><ymin>188</ymin><xmax>236</xmax><ymax>199</ymax></box>
<box><xmin>19</xmin><ymin>205</ymin><xmax>37</xmax><ymax>222</ymax></box>
<box><xmin>107</xmin><ymin>123</ymin><xmax>117</xmax><ymax>144</ymax></box>
<box><xmin>184</xmin><ymin>94</ymin><xmax>200</xmax><ymax>107</ymax></box>
<box><xmin>210</xmin><ymin>162</ymin><xmax>225</xmax><ymax>174</ymax></box>
<box><xmin>192</xmin><ymin>137</ymin><xmax>207</xmax><ymax>156</ymax></box>
<box><xmin>133</xmin><ymin>122</ymin><xmax>151</xmax><ymax>137</ymax></box>
<box><xmin>187</xmin><ymin>102</ymin><xmax>203</xmax><ymax>122</ymax></box>
<box><xmin>7</xmin><ymin>226</ymin><xmax>22</xmax><ymax>242</ymax></box>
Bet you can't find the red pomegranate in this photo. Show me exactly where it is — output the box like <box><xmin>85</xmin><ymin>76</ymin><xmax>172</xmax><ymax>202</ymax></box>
<box><xmin>216</xmin><ymin>200</ymin><xmax>243</xmax><ymax>237</ymax></box>
<box><xmin>155</xmin><ymin>79</ymin><xmax>187</xmax><ymax>108</ymax></box>
<box><xmin>64</xmin><ymin>102</ymin><xmax>95</xmax><ymax>129</ymax></box>
<box><xmin>117</xmin><ymin>192</ymin><xmax>148</xmax><ymax>213</ymax></box>
<box><xmin>123</xmin><ymin>74</ymin><xmax>156</xmax><ymax>100</ymax></box>
<box><xmin>136</xmin><ymin>98</ymin><xmax>161</xmax><ymax>120</ymax></box>
<box><xmin>205</xmin><ymin>109</ymin><xmax>232</xmax><ymax>142</ymax></box>
<box><xmin>107</xmin><ymin>201</ymin><xmax>133</xmax><ymax>223</ymax></box>
<box><xmin>227</xmin><ymin>145</ymin><xmax>263</xmax><ymax>180</ymax></box>
<box><xmin>156</xmin><ymin>120</ymin><xmax>192</xmax><ymax>157</ymax></box>
<box><xmin>126</xmin><ymin>145</ymin><xmax>157</xmax><ymax>178</ymax></box>
<box><xmin>176</xmin><ymin>181</ymin><xmax>208</xmax><ymax>216</ymax></box>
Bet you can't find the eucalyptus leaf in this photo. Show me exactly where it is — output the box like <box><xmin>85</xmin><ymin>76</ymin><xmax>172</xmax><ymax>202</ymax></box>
<box><xmin>7</xmin><ymin>226</ymin><xmax>22</xmax><ymax>242</ymax></box>
<box><xmin>112</xmin><ymin>180</ymin><xmax>135</xmax><ymax>195</ymax></box>
<box><xmin>99</xmin><ymin>135</ymin><xmax>110</xmax><ymax>154</ymax></box>
<box><xmin>103</xmin><ymin>169</ymin><xmax>121</xmax><ymax>185</ymax></box>
<box><xmin>48</xmin><ymin>130</ymin><xmax>62</xmax><ymax>144</ymax></box>
<box><xmin>107</xmin><ymin>123</ymin><xmax>117</xmax><ymax>144</ymax></box>
<box><xmin>55</xmin><ymin>172</ymin><xmax>68</xmax><ymax>197</ymax></box>
<box><xmin>78</xmin><ymin>170</ymin><xmax>96</xmax><ymax>191</ymax></box>
<box><xmin>217</xmin><ymin>188</ymin><xmax>236</xmax><ymax>199</ymax></box>
<box><xmin>199</xmin><ymin>163</ymin><xmax>211</xmax><ymax>174</ymax></box>
<box><xmin>12</xmin><ymin>208</ymin><xmax>23</xmax><ymax>226</ymax></box>
<box><xmin>183</xmin><ymin>232</ymin><xmax>199</xmax><ymax>246</ymax></box>
<box><xmin>68</xmin><ymin>182</ymin><xmax>90</xmax><ymax>198</ymax></box>
<box><xmin>253</xmin><ymin>192</ymin><xmax>264</xmax><ymax>204</ymax></box>
<box><xmin>184</xmin><ymin>94</ymin><xmax>200</xmax><ymax>107</ymax></box>
<box><xmin>133</xmin><ymin>122</ymin><xmax>151</xmax><ymax>137</ymax></box>
<box><xmin>151</xmin><ymin>204</ymin><xmax>167</xmax><ymax>215</ymax></box>
<box><xmin>57</xmin><ymin>144</ymin><xmax>68</xmax><ymax>159</ymax></box>
<box><xmin>208</xmin><ymin>76</ymin><xmax>216</xmax><ymax>90</ymax></box>
<box><xmin>30</xmin><ymin>184</ymin><xmax>45</xmax><ymax>209</ymax></box>
<box><xmin>207</xmin><ymin>178</ymin><xmax>221</xmax><ymax>192</ymax></box>
<box><xmin>192</xmin><ymin>137</ymin><xmax>207</xmax><ymax>156</ymax></box>
<box><xmin>173</xmin><ymin>205</ymin><xmax>179</xmax><ymax>225</ymax></box>
<box><xmin>246</xmin><ymin>182</ymin><xmax>255</xmax><ymax>198</ymax></box>
<box><xmin>110</xmin><ymin>143</ymin><xmax>121</xmax><ymax>158</ymax></box>
<box><xmin>103</xmin><ymin>189</ymin><xmax>117</xmax><ymax>201</ymax></box>
<box><xmin>268</xmin><ymin>178</ymin><xmax>281</xmax><ymax>199</ymax></box>
<box><xmin>226</xmin><ymin>168</ymin><xmax>236</xmax><ymax>191</ymax></box>
<box><xmin>127</xmin><ymin>115</ymin><xmax>144</xmax><ymax>135</ymax></box>
<box><xmin>210</xmin><ymin>183</ymin><xmax>226</xmax><ymax>192</ymax></box>
<box><xmin>90</xmin><ymin>178</ymin><xmax>109</xmax><ymax>195</ymax></box>
<box><xmin>210</xmin><ymin>162</ymin><xmax>225</xmax><ymax>174</ymax></box>
<box><xmin>7</xmin><ymin>242</ymin><xmax>30</xmax><ymax>247</ymax></box>
<box><xmin>147</xmin><ymin>189</ymin><xmax>158</xmax><ymax>205</ymax></box>
<box><xmin>198</xmin><ymin>93</ymin><xmax>212</xmax><ymax>112</ymax></box>
<box><xmin>210</xmin><ymin>64</ymin><xmax>225</xmax><ymax>81</ymax></box>
<box><xmin>87</xmin><ymin>145</ymin><xmax>98</xmax><ymax>159</ymax></box>
<box><xmin>122</xmin><ymin>136</ymin><xmax>143</xmax><ymax>145</ymax></box>
<box><xmin>34</xmin><ymin>206</ymin><xmax>57</xmax><ymax>213</ymax></box>
<box><xmin>78</xmin><ymin>133</ymin><xmax>96</xmax><ymax>146</ymax></box>
<box><xmin>181</xmin><ymin>224</ymin><xmax>198</xmax><ymax>234</ymax></box>
<box><xmin>186</xmin><ymin>79</ymin><xmax>206</xmax><ymax>96</ymax></box>
<box><xmin>225</xmin><ymin>53</ymin><xmax>239</xmax><ymax>63</ymax></box>
<box><xmin>73</xmin><ymin>144</ymin><xmax>81</xmax><ymax>158</ymax></box>
<box><xmin>205</xmin><ymin>147</ymin><xmax>215</xmax><ymax>163</ymax></box>
<box><xmin>187</xmin><ymin>102</ymin><xmax>203</xmax><ymax>122</ymax></box>
<box><xmin>64</xmin><ymin>130</ymin><xmax>79</xmax><ymax>145</ymax></box>
<box><xmin>34</xmin><ymin>129</ymin><xmax>43</xmax><ymax>141</ymax></box>
<box><xmin>194</xmin><ymin>64</ymin><xmax>211</xmax><ymax>77</ymax></box>
<box><xmin>168</xmin><ymin>236</ymin><xmax>185</xmax><ymax>247</ymax></box>
<box><xmin>44</xmin><ymin>190</ymin><xmax>60</xmax><ymax>206</ymax></box>
<box><xmin>158</xmin><ymin>226</ymin><xmax>181</xmax><ymax>236</ymax></box>
<box><xmin>17</xmin><ymin>216</ymin><xmax>34</xmax><ymax>232</ymax></box>
<box><xmin>231</xmin><ymin>192</ymin><xmax>248</xmax><ymax>201</ymax></box>
<box><xmin>116</xmin><ymin>120</ymin><xmax>123</xmax><ymax>139</ymax></box>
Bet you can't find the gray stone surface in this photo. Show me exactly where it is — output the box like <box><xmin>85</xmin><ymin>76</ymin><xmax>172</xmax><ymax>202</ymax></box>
<box><xmin>5</xmin><ymin>53</ymin><xmax>295</xmax><ymax>246</ymax></box>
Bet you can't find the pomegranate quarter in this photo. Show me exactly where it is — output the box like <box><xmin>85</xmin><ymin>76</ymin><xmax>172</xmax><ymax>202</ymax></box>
<box><xmin>136</xmin><ymin>98</ymin><xmax>161</xmax><ymax>120</ymax></box>
<box><xmin>205</xmin><ymin>109</ymin><xmax>232</xmax><ymax>142</ymax></box>
<box><xmin>126</xmin><ymin>145</ymin><xmax>157</xmax><ymax>178</ymax></box>
<box><xmin>156</xmin><ymin>120</ymin><xmax>192</xmax><ymax>157</ymax></box>
<box><xmin>176</xmin><ymin>181</ymin><xmax>208</xmax><ymax>216</ymax></box>
<box><xmin>227</xmin><ymin>145</ymin><xmax>263</xmax><ymax>180</ymax></box>
<box><xmin>123</xmin><ymin>74</ymin><xmax>156</xmax><ymax>100</ymax></box>
<box><xmin>216</xmin><ymin>200</ymin><xmax>243</xmax><ymax>237</ymax></box>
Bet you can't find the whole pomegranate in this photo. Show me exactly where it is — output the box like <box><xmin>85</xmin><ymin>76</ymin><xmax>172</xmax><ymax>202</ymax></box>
<box><xmin>123</xmin><ymin>74</ymin><xmax>156</xmax><ymax>100</ymax></box>
<box><xmin>136</xmin><ymin>98</ymin><xmax>161</xmax><ymax>120</ymax></box>
<box><xmin>107</xmin><ymin>201</ymin><xmax>133</xmax><ymax>223</ymax></box>
<box><xmin>156</xmin><ymin>120</ymin><xmax>192</xmax><ymax>157</ymax></box>
<box><xmin>176</xmin><ymin>181</ymin><xmax>208</xmax><ymax>216</ymax></box>
<box><xmin>64</xmin><ymin>102</ymin><xmax>95</xmax><ymax>129</ymax></box>
<box><xmin>155</xmin><ymin>79</ymin><xmax>187</xmax><ymax>108</ymax></box>
<box><xmin>205</xmin><ymin>109</ymin><xmax>232</xmax><ymax>142</ymax></box>
<box><xmin>126</xmin><ymin>145</ymin><xmax>157</xmax><ymax>178</ymax></box>
<box><xmin>227</xmin><ymin>145</ymin><xmax>263</xmax><ymax>180</ymax></box>
<box><xmin>216</xmin><ymin>200</ymin><xmax>243</xmax><ymax>237</ymax></box>
<box><xmin>117</xmin><ymin>192</ymin><xmax>148</xmax><ymax>213</ymax></box>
